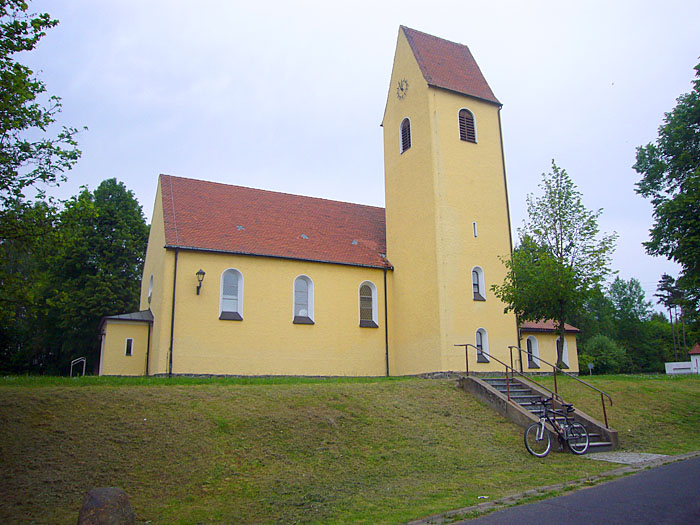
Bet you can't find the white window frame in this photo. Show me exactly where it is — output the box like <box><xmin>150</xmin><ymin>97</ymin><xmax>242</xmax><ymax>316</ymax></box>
<box><xmin>472</xmin><ymin>266</ymin><xmax>486</xmax><ymax>301</ymax></box>
<box><xmin>358</xmin><ymin>281</ymin><xmax>378</xmax><ymax>328</ymax></box>
<box><xmin>399</xmin><ymin>117</ymin><xmax>412</xmax><ymax>154</ymax></box>
<box><xmin>293</xmin><ymin>275</ymin><xmax>314</xmax><ymax>324</ymax></box>
<box><xmin>125</xmin><ymin>338</ymin><xmax>133</xmax><ymax>357</ymax></box>
<box><xmin>526</xmin><ymin>335</ymin><xmax>540</xmax><ymax>368</ymax></box>
<box><xmin>219</xmin><ymin>268</ymin><xmax>244</xmax><ymax>321</ymax></box>
<box><xmin>458</xmin><ymin>107</ymin><xmax>477</xmax><ymax>143</ymax></box>
<box><xmin>476</xmin><ymin>328</ymin><xmax>489</xmax><ymax>362</ymax></box>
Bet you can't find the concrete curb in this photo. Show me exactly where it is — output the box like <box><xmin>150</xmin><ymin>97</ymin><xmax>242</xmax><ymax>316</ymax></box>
<box><xmin>406</xmin><ymin>450</ymin><xmax>700</xmax><ymax>524</ymax></box>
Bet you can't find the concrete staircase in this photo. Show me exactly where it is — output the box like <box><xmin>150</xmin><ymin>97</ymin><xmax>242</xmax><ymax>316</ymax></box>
<box><xmin>460</xmin><ymin>375</ymin><xmax>617</xmax><ymax>452</ymax></box>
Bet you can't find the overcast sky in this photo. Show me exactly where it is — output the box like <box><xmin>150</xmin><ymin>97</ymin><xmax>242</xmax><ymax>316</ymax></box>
<box><xmin>24</xmin><ymin>0</ymin><xmax>700</xmax><ymax>308</ymax></box>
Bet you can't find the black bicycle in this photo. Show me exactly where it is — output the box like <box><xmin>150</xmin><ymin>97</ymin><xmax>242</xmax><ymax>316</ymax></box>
<box><xmin>524</xmin><ymin>397</ymin><xmax>589</xmax><ymax>457</ymax></box>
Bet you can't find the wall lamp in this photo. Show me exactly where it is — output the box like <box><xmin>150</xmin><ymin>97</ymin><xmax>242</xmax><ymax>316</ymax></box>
<box><xmin>196</xmin><ymin>269</ymin><xmax>206</xmax><ymax>295</ymax></box>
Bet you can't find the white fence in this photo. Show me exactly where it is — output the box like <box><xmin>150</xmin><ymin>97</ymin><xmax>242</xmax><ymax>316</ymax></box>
<box><xmin>665</xmin><ymin>356</ymin><xmax>700</xmax><ymax>375</ymax></box>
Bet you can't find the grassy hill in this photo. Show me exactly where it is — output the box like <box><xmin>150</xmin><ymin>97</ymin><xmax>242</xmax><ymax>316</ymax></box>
<box><xmin>1</xmin><ymin>375</ymin><xmax>699</xmax><ymax>523</ymax></box>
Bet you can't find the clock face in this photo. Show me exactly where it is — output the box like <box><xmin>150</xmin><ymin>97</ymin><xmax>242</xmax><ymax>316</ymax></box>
<box><xmin>396</xmin><ymin>78</ymin><xmax>409</xmax><ymax>99</ymax></box>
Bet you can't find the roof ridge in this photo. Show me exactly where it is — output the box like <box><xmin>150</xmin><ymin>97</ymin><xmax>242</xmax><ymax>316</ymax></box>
<box><xmin>401</xmin><ymin>25</ymin><xmax>468</xmax><ymax>50</ymax></box>
<box><xmin>399</xmin><ymin>26</ymin><xmax>500</xmax><ymax>106</ymax></box>
<box><xmin>159</xmin><ymin>173</ymin><xmax>386</xmax><ymax>211</ymax></box>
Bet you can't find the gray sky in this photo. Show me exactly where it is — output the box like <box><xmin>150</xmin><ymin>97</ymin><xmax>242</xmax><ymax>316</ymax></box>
<box><xmin>24</xmin><ymin>0</ymin><xmax>700</xmax><ymax>307</ymax></box>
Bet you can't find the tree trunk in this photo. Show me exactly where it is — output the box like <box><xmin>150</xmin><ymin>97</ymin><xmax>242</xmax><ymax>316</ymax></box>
<box><xmin>669</xmin><ymin>308</ymin><xmax>678</xmax><ymax>359</ymax></box>
<box><xmin>681</xmin><ymin>308</ymin><xmax>688</xmax><ymax>356</ymax></box>
<box><xmin>556</xmin><ymin>308</ymin><xmax>566</xmax><ymax>369</ymax></box>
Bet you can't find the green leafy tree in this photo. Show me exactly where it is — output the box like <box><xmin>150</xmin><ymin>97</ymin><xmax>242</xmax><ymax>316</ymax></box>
<box><xmin>0</xmin><ymin>0</ymin><xmax>82</xmax><ymax>241</ymax></box>
<box><xmin>0</xmin><ymin>199</ymin><xmax>57</xmax><ymax>373</ymax></box>
<box><xmin>609</xmin><ymin>277</ymin><xmax>652</xmax><ymax>323</ymax></box>
<box><xmin>45</xmin><ymin>179</ymin><xmax>149</xmax><ymax>372</ymax></box>
<box><xmin>584</xmin><ymin>334</ymin><xmax>628</xmax><ymax>374</ymax></box>
<box><xmin>493</xmin><ymin>161</ymin><xmax>617</xmax><ymax>367</ymax></box>
<box><xmin>634</xmin><ymin>62</ymin><xmax>700</xmax><ymax>320</ymax></box>
<box><xmin>568</xmin><ymin>287</ymin><xmax>616</xmax><ymax>358</ymax></box>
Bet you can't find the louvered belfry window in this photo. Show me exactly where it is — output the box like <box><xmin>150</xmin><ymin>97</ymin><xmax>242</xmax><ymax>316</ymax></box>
<box><xmin>400</xmin><ymin>118</ymin><xmax>411</xmax><ymax>153</ymax></box>
<box><xmin>360</xmin><ymin>285</ymin><xmax>373</xmax><ymax>321</ymax></box>
<box><xmin>459</xmin><ymin>109</ymin><xmax>476</xmax><ymax>143</ymax></box>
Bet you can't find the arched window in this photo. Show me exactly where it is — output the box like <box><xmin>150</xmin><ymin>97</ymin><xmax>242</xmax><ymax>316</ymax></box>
<box><xmin>359</xmin><ymin>281</ymin><xmax>378</xmax><ymax>328</ymax></box>
<box><xmin>556</xmin><ymin>337</ymin><xmax>569</xmax><ymax>369</ymax></box>
<box><xmin>459</xmin><ymin>108</ymin><xmax>476</xmax><ymax>143</ymax></box>
<box><xmin>147</xmin><ymin>275</ymin><xmax>154</xmax><ymax>304</ymax></box>
<box><xmin>400</xmin><ymin>118</ymin><xmax>411</xmax><ymax>153</ymax></box>
<box><xmin>293</xmin><ymin>275</ymin><xmax>314</xmax><ymax>324</ymax></box>
<box><xmin>476</xmin><ymin>328</ymin><xmax>489</xmax><ymax>363</ymax></box>
<box><xmin>472</xmin><ymin>266</ymin><xmax>485</xmax><ymax>301</ymax></box>
<box><xmin>220</xmin><ymin>269</ymin><xmax>243</xmax><ymax>320</ymax></box>
<box><xmin>526</xmin><ymin>336</ymin><xmax>540</xmax><ymax>368</ymax></box>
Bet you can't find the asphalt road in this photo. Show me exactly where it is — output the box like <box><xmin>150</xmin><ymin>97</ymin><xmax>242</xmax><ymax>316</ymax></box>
<box><xmin>462</xmin><ymin>455</ymin><xmax>700</xmax><ymax>524</ymax></box>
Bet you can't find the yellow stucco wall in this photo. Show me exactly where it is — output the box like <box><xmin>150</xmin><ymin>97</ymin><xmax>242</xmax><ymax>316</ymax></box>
<box><xmin>138</xmin><ymin>179</ymin><xmax>171</xmax><ymax>376</ymax></box>
<box><xmin>383</xmin><ymin>29</ymin><xmax>518</xmax><ymax>375</ymax></box>
<box><xmin>520</xmin><ymin>331</ymin><xmax>579</xmax><ymax>373</ymax></box>
<box><xmin>99</xmin><ymin>321</ymin><xmax>150</xmax><ymax>376</ymax></box>
<box><xmin>148</xmin><ymin>249</ymin><xmax>388</xmax><ymax>376</ymax></box>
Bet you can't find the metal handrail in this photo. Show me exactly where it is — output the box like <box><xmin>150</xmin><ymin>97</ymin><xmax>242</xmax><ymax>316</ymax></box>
<box><xmin>454</xmin><ymin>344</ymin><xmax>561</xmax><ymax>406</ymax></box>
<box><xmin>508</xmin><ymin>345</ymin><xmax>613</xmax><ymax>428</ymax></box>
<box><xmin>70</xmin><ymin>357</ymin><xmax>86</xmax><ymax>377</ymax></box>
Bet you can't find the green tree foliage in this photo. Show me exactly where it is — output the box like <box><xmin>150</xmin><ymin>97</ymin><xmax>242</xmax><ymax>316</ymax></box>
<box><xmin>0</xmin><ymin>0</ymin><xmax>82</xmax><ymax>241</ymax></box>
<box><xmin>47</xmin><ymin>179</ymin><xmax>149</xmax><ymax>372</ymax></box>
<box><xmin>567</xmin><ymin>288</ymin><xmax>616</xmax><ymax>356</ymax></box>
<box><xmin>0</xmin><ymin>179</ymin><xmax>148</xmax><ymax>374</ymax></box>
<box><xmin>0</xmin><ymin>199</ymin><xmax>57</xmax><ymax>371</ymax></box>
<box><xmin>634</xmin><ymin>62</ymin><xmax>700</xmax><ymax>319</ymax></box>
<box><xmin>610</xmin><ymin>277</ymin><xmax>652</xmax><ymax>323</ymax></box>
<box><xmin>583</xmin><ymin>334</ymin><xmax>628</xmax><ymax>374</ymax></box>
<box><xmin>493</xmin><ymin>161</ymin><xmax>617</xmax><ymax>367</ymax></box>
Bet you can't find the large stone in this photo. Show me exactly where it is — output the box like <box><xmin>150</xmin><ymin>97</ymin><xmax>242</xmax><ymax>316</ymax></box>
<box><xmin>78</xmin><ymin>487</ymin><xmax>135</xmax><ymax>525</ymax></box>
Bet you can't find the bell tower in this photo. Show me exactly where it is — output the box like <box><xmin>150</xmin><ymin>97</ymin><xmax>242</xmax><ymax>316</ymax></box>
<box><xmin>382</xmin><ymin>27</ymin><xmax>518</xmax><ymax>375</ymax></box>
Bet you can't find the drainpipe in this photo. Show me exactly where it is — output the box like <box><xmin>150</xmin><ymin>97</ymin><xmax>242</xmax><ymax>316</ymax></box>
<box><xmin>168</xmin><ymin>248</ymin><xmax>179</xmax><ymax>377</ymax></box>
<box><xmin>384</xmin><ymin>268</ymin><xmax>389</xmax><ymax>377</ymax></box>
<box><xmin>145</xmin><ymin>316</ymin><xmax>151</xmax><ymax>376</ymax></box>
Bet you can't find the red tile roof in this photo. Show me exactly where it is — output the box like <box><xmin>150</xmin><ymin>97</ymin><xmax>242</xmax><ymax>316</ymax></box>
<box><xmin>160</xmin><ymin>175</ymin><xmax>391</xmax><ymax>269</ymax></box>
<box><xmin>401</xmin><ymin>26</ymin><xmax>500</xmax><ymax>106</ymax></box>
<box><xmin>520</xmin><ymin>320</ymin><xmax>580</xmax><ymax>333</ymax></box>
<box><xmin>690</xmin><ymin>343</ymin><xmax>700</xmax><ymax>355</ymax></box>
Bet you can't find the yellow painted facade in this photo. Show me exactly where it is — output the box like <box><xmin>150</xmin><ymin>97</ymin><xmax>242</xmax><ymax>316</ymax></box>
<box><xmin>99</xmin><ymin>320</ymin><xmax>150</xmax><ymax>376</ymax></box>
<box><xmin>99</xmin><ymin>27</ymin><xmax>579</xmax><ymax>377</ymax></box>
<box><xmin>382</xmin><ymin>29</ymin><xmax>520</xmax><ymax>374</ymax></box>
<box><xmin>520</xmin><ymin>331</ymin><xmax>580</xmax><ymax>374</ymax></box>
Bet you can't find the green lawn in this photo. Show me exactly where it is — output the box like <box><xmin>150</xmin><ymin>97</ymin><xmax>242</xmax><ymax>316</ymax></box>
<box><xmin>1</xmin><ymin>374</ymin><xmax>698</xmax><ymax>524</ymax></box>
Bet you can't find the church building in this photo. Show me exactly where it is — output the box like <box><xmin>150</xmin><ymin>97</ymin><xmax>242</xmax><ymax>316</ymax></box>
<box><xmin>99</xmin><ymin>27</ymin><xmax>579</xmax><ymax>377</ymax></box>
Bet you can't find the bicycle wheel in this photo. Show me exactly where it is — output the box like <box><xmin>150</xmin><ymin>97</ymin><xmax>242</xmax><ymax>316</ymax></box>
<box><xmin>524</xmin><ymin>422</ymin><xmax>551</xmax><ymax>457</ymax></box>
<box><xmin>567</xmin><ymin>422</ymin><xmax>589</xmax><ymax>455</ymax></box>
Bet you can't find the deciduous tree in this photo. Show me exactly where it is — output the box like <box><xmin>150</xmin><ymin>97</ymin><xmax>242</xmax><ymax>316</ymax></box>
<box><xmin>634</xmin><ymin>62</ymin><xmax>700</xmax><ymax>320</ymax></box>
<box><xmin>0</xmin><ymin>0</ymin><xmax>82</xmax><ymax>241</ymax></box>
<box><xmin>493</xmin><ymin>161</ymin><xmax>617</xmax><ymax>367</ymax></box>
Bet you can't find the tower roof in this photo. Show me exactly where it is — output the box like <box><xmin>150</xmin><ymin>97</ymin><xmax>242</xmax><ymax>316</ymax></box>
<box><xmin>160</xmin><ymin>175</ymin><xmax>390</xmax><ymax>269</ymax></box>
<box><xmin>401</xmin><ymin>26</ymin><xmax>500</xmax><ymax>106</ymax></box>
